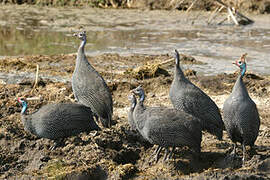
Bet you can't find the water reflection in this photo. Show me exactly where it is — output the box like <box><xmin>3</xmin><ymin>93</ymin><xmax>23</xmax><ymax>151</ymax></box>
<box><xmin>0</xmin><ymin>11</ymin><xmax>269</xmax><ymax>75</ymax></box>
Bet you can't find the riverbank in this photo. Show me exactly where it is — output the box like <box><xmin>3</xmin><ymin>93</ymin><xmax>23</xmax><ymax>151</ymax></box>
<box><xmin>0</xmin><ymin>53</ymin><xmax>270</xmax><ymax>179</ymax></box>
<box><xmin>0</xmin><ymin>0</ymin><xmax>270</xmax><ymax>14</ymax></box>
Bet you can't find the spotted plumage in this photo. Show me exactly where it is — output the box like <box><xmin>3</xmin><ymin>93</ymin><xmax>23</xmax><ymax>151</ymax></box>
<box><xmin>132</xmin><ymin>86</ymin><xmax>202</xmax><ymax>162</ymax></box>
<box><xmin>169</xmin><ymin>49</ymin><xmax>224</xmax><ymax>140</ymax></box>
<box><xmin>222</xmin><ymin>54</ymin><xmax>260</xmax><ymax>163</ymax></box>
<box><xmin>72</xmin><ymin>31</ymin><xmax>113</xmax><ymax>128</ymax></box>
<box><xmin>18</xmin><ymin>99</ymin><xmax>100</xmax><ymax>140</ymax></box>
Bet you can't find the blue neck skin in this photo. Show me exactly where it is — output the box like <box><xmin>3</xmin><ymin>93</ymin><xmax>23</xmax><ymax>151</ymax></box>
<box><xmin>21</xmin><ymin>101</ymin><xmax>28</xmax><ymax>114</ymax></box>
<box><xmin>240</xmin><ymin>63</ymin><xmax>246</xmax><ymax>77</ymax></box>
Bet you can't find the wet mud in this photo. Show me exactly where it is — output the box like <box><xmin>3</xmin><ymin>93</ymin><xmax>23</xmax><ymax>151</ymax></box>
<box><xmin>0</xmin><ymin>53</ymin><xmax>270</xmax><ymax>179</ymax></box>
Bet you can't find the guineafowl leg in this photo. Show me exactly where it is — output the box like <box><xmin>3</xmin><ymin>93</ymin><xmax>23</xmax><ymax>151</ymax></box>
<box><xmin>168</xmin><ymin>146</ymin><xmax>175</xmax><ymax>159</ymax></box>
<box><xmin>152</xmin><ymin>146</ymin><xmax>161</xmax><ymax>156</ymax></box>
<box><xmin>49</xmin><ymin>138</ymin><xmax>65</xmax><ymax>150</ymax></box>
<box><xmin>163</xmin><ymin>148</ymin><xmax>170</xmax><ymax>162</ymax></box>
<box><xmin>231</xmin><ymin>143</ymin><xmax>237</xmax><ymax>157</ymax></box>
<box><xmin>154</xmin><ymin>146</ymin><xmax>163</xmax><ymax>163</ymax></box>
<box><xmin>94</xmin><ymin>113</ymin><xmax>99</xmax><ymax>122</ymax></box>
<box><xmin>242</xmin><ymin>144</ymin><xmax>246</xmax><ymax>164</ymax></box>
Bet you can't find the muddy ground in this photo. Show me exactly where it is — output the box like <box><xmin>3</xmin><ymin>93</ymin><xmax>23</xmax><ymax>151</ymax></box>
<box><xmin>0</xmin><ymin>53</ymin><xmax>270</xmax><ymax>179</ymax></box>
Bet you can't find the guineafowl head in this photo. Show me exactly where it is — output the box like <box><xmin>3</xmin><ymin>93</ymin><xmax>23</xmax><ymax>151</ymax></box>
<box><xmin>128</xmin><ymin>94</ymin><xmax>137</xmax><ymax>109</ymax></box>
<box><xmin>73</xmin><ymin>31</ymin><xmax>86</xmax><ymax>41</ymax></box>
<box><xmin>174</xmin><ymin>49</ymin><xmax>180</xmax><ymax>66</ymax></box>
<box><xmin>17</xmin><ymin>98</ymin><xmax>28</xmax><ymax>114</ymax></box>
<box><xmin>233</xmin><ymin>53</ymin><xmax>247</xmax><ymax>76</ymax></box>
<box><xmin>132</xmin><ymin>85</ymin><xmax>145</xmax><ymax>102</ymax></box>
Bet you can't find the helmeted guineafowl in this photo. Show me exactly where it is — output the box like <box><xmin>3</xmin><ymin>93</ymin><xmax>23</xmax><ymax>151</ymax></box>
<box><xmin>169</xmin><ymin>49</ymin><xmax>224</xmax><ymax>140</ymax></box>
<box><xmin>72</xmin><ymin>31</ymin><xmax>113</xmax><ymax>128</ymax></box>
<box><xmin>18</xmin><ymin>98</ymin><xmax>100</xmax><ymax>148</ymax></box>
<box><xmin>222</xmin><ymin>53</ymin><xmax>260</xmax><ymax>163</ymax></box>
<box><xmin>128</xmin><ymin>94</ymin><xmax>137</xmax><ymax>131</ymax></box>
<box><xmin>132</xmin><ymin>86</ymin><xmax>202</xmax><ymax>162</ymax></box>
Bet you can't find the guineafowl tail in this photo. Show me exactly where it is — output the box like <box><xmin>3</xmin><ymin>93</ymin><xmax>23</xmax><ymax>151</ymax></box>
<box><xmin>90</xmin><ymin>119</ymin><xmax>101</xmax><ymax>131</ymax></box>
<box><xmin>207</xmin><ymin>124</ymin><xmax>223</xmax><ymax>140</ymax></box>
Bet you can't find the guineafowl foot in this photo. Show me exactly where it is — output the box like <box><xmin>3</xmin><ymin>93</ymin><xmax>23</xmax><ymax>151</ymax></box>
<box><xmin>242</xmin><ymin>144</ymin><xmax>246</xmax><ymax>166</ymax></box>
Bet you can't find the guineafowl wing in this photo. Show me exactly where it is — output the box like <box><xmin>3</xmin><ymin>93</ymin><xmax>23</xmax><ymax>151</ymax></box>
<box><xmin>179</xmin><ymin>88</ymin><xmax>223</xmax><ymax>138</ymax></box>
<box><xmin>144</xmin><ymin>107</ymin><xmax>202</xmax><ymax>152</ymax></box>
<box><xmin>32</xmin><ymin>104</ymin><xmax>98</xmax><ymax>139</ymax></box>
<box><xmin>236</xmin><ymin>99</ymin><xmax>260</xmax><ymax>146</ymax></box>
<box><xmin>72</xmin><ymin>66</ymin><xmax>113</xmax><ymax>122</ymax></box>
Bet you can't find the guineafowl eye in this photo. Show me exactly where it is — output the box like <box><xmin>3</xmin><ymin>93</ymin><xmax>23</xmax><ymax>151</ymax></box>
<box><xmin>238</xmin><ymin>61</ymin><xmax>242</xmax><ymax>65</ymax></box>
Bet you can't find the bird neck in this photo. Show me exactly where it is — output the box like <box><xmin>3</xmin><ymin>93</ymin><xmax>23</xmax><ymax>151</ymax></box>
<box><xmin>131</xmin><ymin>99</ymin><xmax>137</xmax><ymax>110</ymax></box>
<box><xmin>76</xmin><ymin>39</ymin><xmax>87</xmax><ymax>65</ymax></box>
<box><xmin>175</xmin><ymin>64</ymin><xmax>186</xmax><ymax>81</ymax></box>
<box><xmin>21</xmin><ymin>103</ymin><xmax>28</xmax><ymax>115</ymax></box>
<box><xmin>240</xmin><ymin>65</ymin><xmax>246</xmax><ymax>77</ymax></box>
<box><xmin>134</xmin><ymin>98</ymin><xmax>146</xmax><ymax>131</ymax></box>
<box><xmin>21</xmin><ymin>115</ymin><xmax>36</xmax><ymax>135</ymax></box>
<box><xmin>139</xmin><ymin>93</ymin><xmax>145</xmax><ymax>102</ymax></box>
<box><xmin>79</xmin><ymin>38</ymin><xmax>86</xmax><ymax>52</ymax></box>
<box><xmin>232</xmin><ymin>75</ymin><xmax>249</xmax><ymax>98</ymax></box>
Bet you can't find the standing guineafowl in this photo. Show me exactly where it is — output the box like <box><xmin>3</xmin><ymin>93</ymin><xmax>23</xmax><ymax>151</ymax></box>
<box><xmin>169</xmin><ymin>49</ymin><xmax>224</xmax><ymax>140</ymax></box>
<box><xmin>18</xmin><ymin>98</ymin><xmax>100</xmax><ymax>149</ymax></box>
<box><xmin>128</xmin><ymin>94</ymin><xmax>137</xmax><ymax>131</ymax></box>
<box><xmin>72</xmin><ymin>31</ymin><xmax>113</xmax><ymax>128</ymax></box>
<box><xmin>132</xmin><ymin>86</ymin><xmax>202</xmax><ymax>162</ymax></box>
<box><xmin>223</xmin><ymin>53</ymin><xmax>260</xmax><ymax>163</ymax></box>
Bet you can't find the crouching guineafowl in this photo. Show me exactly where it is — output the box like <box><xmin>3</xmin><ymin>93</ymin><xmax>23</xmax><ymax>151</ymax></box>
<box><xmin>223</xmin><ymin>53</ymin><xmax>260</xmax><ymax>164</ymax></box>
<box><xmin>18</xmin><ymin>98</ymin><xmax>100</xmax><ymax>149</ymax></box>
<box><xmin>132</xmin><ymin>86</ymin><xmax>202</xmax><ymax>162</ymax></box>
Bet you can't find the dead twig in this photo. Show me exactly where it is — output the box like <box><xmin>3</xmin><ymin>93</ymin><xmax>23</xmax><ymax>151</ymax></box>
<box><xmin>157</xmin><ymin>58</ymin><xmax>174</xmax><ymax>66</ymax></box>
<box><xmin>214</xmin><ymin>0</ymin><xmax>254</xmax><ymax>25</ymax></box>
<box><xmin>227</xmin><ymin>7</ymin><xmax>239</xmax><ymax>25</ymax></box>
<box><xmin>186</xmin><ymin>0</ymin><xmax>198</xmax><ymax>13</ymax></box>
<box><xmin>31</xmin><ymin>64</ymin><xmax>39</xmax><ymax>94</ymax></box>
<box><xmin>26</xmin><ymin>96</ymin><xmax>42</xmax><ymax>101</ymax></box>
<box><xmin>207</xmin><ymin>6</ymin><xmax>224</xmax><ymax>24</ymax></box>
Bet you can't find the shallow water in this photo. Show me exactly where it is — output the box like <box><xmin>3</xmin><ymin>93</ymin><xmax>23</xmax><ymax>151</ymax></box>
<box><xmin>0</xmin><ymin>6</ymin><xmax>269</xmax><ymax>75</ymax></box>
